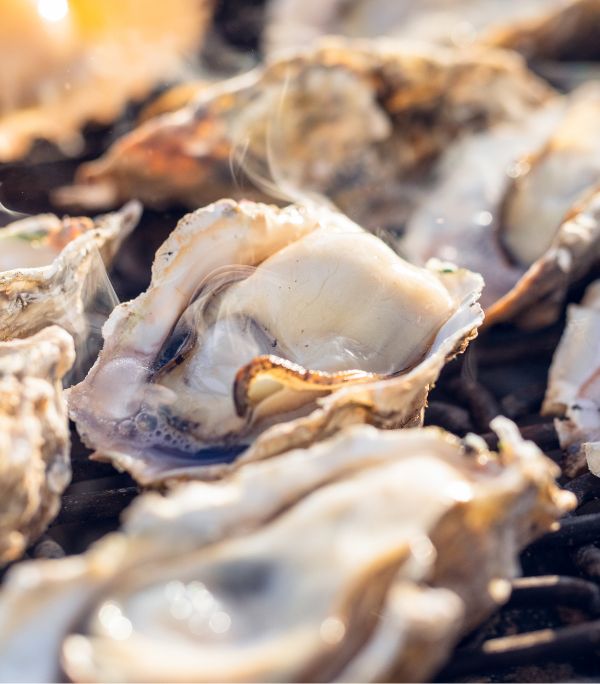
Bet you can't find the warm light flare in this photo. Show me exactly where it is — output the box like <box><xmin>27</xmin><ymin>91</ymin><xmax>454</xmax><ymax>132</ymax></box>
<box><xmin>36</xmin><ymin>0</ymin><xmax>69</xmax><ymax>23</ymax></box>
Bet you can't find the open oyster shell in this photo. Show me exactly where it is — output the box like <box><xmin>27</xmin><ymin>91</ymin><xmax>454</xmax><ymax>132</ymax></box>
<box><xmin>0</xmin><ymin>0</ymin><xmax>212</xmax><ymax>162</ymax></box>
<box><xmin>0</xmin><ymin>418</ymin><xmax>573</xmax><ymax>682</ymax></box>
<box><xmin>56</xmin><ymin>39</ymin><xmax>552</xmax><ymax>236</ymax></box>
<box><xmin>402</xmin><ymin>85</ymin><xmax>600</xmax><ymax>328</ymax></box>
<box><xmin>543</xmin><ymin>279</ymin><xmax>600</xmax><ymax>475</ymax></box>
<box><xmin>0</xmin><ymin>326</ymin><xmax>75</xmax><ymax>565</ymax></box>
<box><xmin>0</xmin><ymin>202</ymin><xmax>140</xmax><ymax>347</ymax></box>
<box><xmin>69</xmin><ymin>199</ymin><xmax>483</xmax><ymax>484</ymax></box>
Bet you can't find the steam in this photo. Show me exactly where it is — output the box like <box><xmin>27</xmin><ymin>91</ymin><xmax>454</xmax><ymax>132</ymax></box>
<box><xmin>65</xmin><ymin>245</ymin><xmax>120</xmax><ymax>385</ymax></box>
<box><xmin>228</xmin><ymin>67</ymin><xmax>337</xmax><ymax>213</ymax></box>
<box><xmin>0</xmin><ymin>184</ymin><xmax>29</xmax><ymax>222</ymax></box>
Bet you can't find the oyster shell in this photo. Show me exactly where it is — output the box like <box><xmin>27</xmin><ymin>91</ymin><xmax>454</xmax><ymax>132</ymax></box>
<box><xmin>56</xmin><ymin>39</ymin><xmax>552</xmax><ymax>237</ymax></box>
<box><xmin>265</xmin><ymin>0</ymin><xmax>598</xmax><ymax>67</ymax></box>
<box><xmin>0</xmin><ymin>418</ymin><xmax>573</xmax><ymax>682</ymax></box>
<box><xmin>486</xmin><ymin>0</ymin><xmax>600</xmax><ymax>63</ymax></box>
<box><xmin>69</xmin><ymin>199</ymin><xmax>483</xmax><ymax>484</ymax></box>
<box><xmin>0</xmin><ymin>0</ymin><xmax>212</xmax><ymax>162</ymax></box>
<box><xmin>0</xmin><ymin>325</ymin><xmax>75</xmax><ymax>565</ymax></box>
<box><xmin>0</xmin><ymin>202</ymin><xmax>140</xmax><ymax>348</ymax></box>
<box><xmin>401</xmin><ymin>85</ymin><xmax>600</xmax><ymax>328</ymax></box>
<box><xmin>543</xmin><ymin>279</ymin><xmax>600</xmax><ymax>474</ymax></box>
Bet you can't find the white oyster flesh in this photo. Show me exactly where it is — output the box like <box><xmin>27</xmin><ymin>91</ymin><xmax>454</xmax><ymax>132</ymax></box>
<box><xmin>0</xmin><ymin>201</ymin><xmax>140</xmax><ymax>360</ymax></box>
<box><xmin>0</xmin><ymin>419</ymin><xmax>573</xmax><ymax>683</ymax></box>
<box><xmin>0</xmin><ymin>326</ymin><xmax>75</xmax><ymax>565</ymax></box>
<box><xmin>402</xmin><ymin>85</ymin><xmax>600</xmax><ymax>327</ymax></box>
<box><xmin>69</xmin><ymin>199</ymin><xmax>483</xmax><ymax>484</ymax></box>
<box><xmin>543</xmin><ymin>280</ymin><xmax>600</xmax><ymax>474</ymax></box>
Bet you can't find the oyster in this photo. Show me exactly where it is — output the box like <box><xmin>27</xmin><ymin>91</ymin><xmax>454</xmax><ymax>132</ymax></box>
<box><xmin>402</xmin><ymin>85</ymin><xmax>600</xmax><ymax>328</ymax></box>
<box><xmin>0</xmin><ymin>418</ymin><xmax>573</xmax><ymax>682</ymax></box>
<box><xmin>56</xmin><ymin>39</ymin><xmax>552</xmax><ymax>236</ymax></box>
<box><xmin>69</xmin><ymin>199</ymin><xmax>483</xmax><ymax>484</ymax></box>
<box><xmin>0</xmin><ymin>0</ymin><xmax>212</xmax><ymax>162</ymax></box>
<box><xmin>0</xmin><ymin>326</ymin><xmax>75</xmax><ymax>565</ymax></box>
<box><xmin>0</xmin><ymin>202</ymin><xmax>140</xmax><ymax>348</ymax></box>
<box><xmin>486</xmin><ymin>0</ymin><xmax>600</xmax><ymax>63</ymax></box>
<box><xmin>265</xmin><ymin>0</ymin><xmax>598</xmax><ymax>65</ymax></box>
<box><xmin>543</xmin><ymin>279</ymin><xmax>600</xmax><ymax>474</ymax></box>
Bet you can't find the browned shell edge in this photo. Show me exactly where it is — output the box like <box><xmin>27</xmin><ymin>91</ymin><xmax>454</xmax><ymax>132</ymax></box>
<box><xmin>233</xmin><ymin>354</ymin><xmax>384</xmax><ymax>417</ymax></box>
<box><xmin>485</xmin><ymin>186</ymin><xmax>600</xmax><ymax>329</ymax></box>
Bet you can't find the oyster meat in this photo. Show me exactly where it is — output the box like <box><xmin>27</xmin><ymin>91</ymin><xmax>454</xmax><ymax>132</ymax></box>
<box><xmin>56</xmin><ymin>39</ymin><xmax>552</xmax><ymax>237</ymax></box>
<box><xmin>543</xmin><ymin>278</ymin><xmax>600</xmax><ymax>475</ymax></box>
<box><xmin>0</xmin><ymin>326</ymin><xmax>75</xmax><ymax>565</ymax></box>
<box><xmin>0</xmin><ymin>0</ymin><xmax>212</xmax><ymax>162</ymax></box>
<box><xmin>402</xmin><ymin>85</ymin><xmax>600</xmax><ymax>327</ymax></box>
<box><xmin>0</xmin><ymin>418</ymin><xmax>573</xmax><ymax>682</ymax></box>
<box><xmin>69</xmin><ymin>199</ymin><xmax>483</xmax><ymax>484</ymax></box>
<box><xmin>0</xmin><ymin>202</ymin><xmax>140</xmax><ymax>349</ymax></box>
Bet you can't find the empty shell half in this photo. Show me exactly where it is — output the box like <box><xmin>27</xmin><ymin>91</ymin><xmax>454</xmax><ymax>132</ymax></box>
<box><xmin>0</xmin><ymin>325</ymin><xmax>75</xmax><ymax>565</ymax></box>
<box><xmin>0</xmin><ymin>418</ymin><xmax>573</xmax><ymax>682</ymax></box>
<box><xmin>69</xmin><ymin>199</ymin><xmax>483</xmax><ymax>484</ymax></box>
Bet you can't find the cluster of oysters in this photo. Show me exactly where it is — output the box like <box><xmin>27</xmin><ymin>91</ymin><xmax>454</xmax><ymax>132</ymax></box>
<box><xmin>1</xmin><ymin>0</ymin><xmax>600</xmax><ymax>681</ymax></box>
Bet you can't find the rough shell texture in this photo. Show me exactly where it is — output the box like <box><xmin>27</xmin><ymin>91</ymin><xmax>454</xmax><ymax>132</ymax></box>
<box><xmin>55</xmin><ymin>38</ymin><xmax>552</xmax><ymax>237</ymax></box>
<box><xmin>401</xmin><ymin>85</ymin><xmax>600</xmax><ymax>329</ymax></box>
<box><xmin>0</xmin><ymin>326</ymin><xmax>75</xmax><ymax>565</ymax></box>
<box><xmin>543</xmin><ymin>280</ymin><xmax>600</xmax><ymax>474</ymax></box>
<box><xmin>0</xmin><ymin>418</ymin><xmax>574</xmax><ymax>682</ymax></box>
<box><xmin>68</xmin><ymin>199</ymin><xmax>483</xmax><ymax>485</ymax></box>
<box><xmin>0</xmin><ymin>202</ymin><xmax>140</xmax><ymax>346</ymax></box>
<box><xmin>0</xmin><ymin>0</ymin><xmax>212</xmax><ymax>161</ymax></box>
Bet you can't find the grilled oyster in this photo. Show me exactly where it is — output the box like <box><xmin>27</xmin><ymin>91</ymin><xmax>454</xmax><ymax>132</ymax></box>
<box><xmin>543</xmin><ymin>279</ymin><xmax>600</xmax><ymax>474</ymax></box>
<box><xmin>0</xmin><ymin>326</ymin><xmax>75</xmax><ymax>565</ymax></box>
<box><xmin>402</xmin><ymin>85</ymin><xmax>600</xmax><ymax>328</ymax></box>
<box><xmin>0</xmin><ymin>0</ymin><xmax>212</xmax><ymax>162</ymax></box>
<box><xmin>0</xmin><ymin>418</ymin><xmax>573</xmax><ymax>682</ymax></box>
<box><xmin>0</xmin><ymin>202</ymin><xmax>140</xmax><ymax>349</ymax></box>
<box><xmin>69</xmin><ymin>199</ymin><xmax>483</xmax><ymax>484</ymax></box>
<box><xmin>264</xmin><ymin>0</ymin><xmax>559</xmax><ymax>55</ymax></box>
<box><xmin>265</xmin><ymin>0</ymin><xmax>599</xmax><ymax>68</ymax></box>
<box><xmin>56</xmin><ymin>39</ymin><xmax>552</xmax><ymax>236</ymax></box>
<box><xmin>486</xmin><ymin>0</ymin><xmax>600</xmax><ymax>63</ymax></box>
